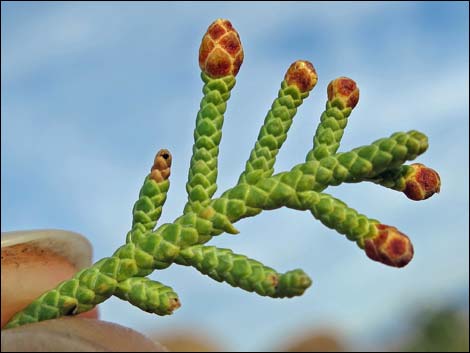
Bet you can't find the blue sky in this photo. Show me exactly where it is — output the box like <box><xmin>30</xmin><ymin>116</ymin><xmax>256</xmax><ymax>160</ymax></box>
<box><xmin>2</xmin><ymin>2</ymin><xmax>469</xmax><ymax>351</ymax></box>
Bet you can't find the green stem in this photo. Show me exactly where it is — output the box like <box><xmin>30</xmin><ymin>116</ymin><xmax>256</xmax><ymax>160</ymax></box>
<box><xmin>175</xmin><ymin>245</ymin><xmax>311</xmax><ymax>298</ymax></box>
<box><xmin>184</xmin><ymin>73</ymin><xmax>236</xmax><ymax>214</ymax></box>
<box><xmin>127</xmin><ymin>176</ymin><xmax>170</xmax><ymax>244</ymax></box>
<box><xmin>238</xmin><ymin>81</ymin><xmax>309</xmax><ymax>185</ymax></box>
<box><xmin>114</xmin><ymin>277</ymin><xmax>180</xmax><ymax>316</ymax></box>
<box><xmin>216</xmin><ymin>130</ymin><xmax>429</xmax><ymax>220</ymax></box>
<box><xmin>299</xmin><ymin>191</ymin><xmax>379</xmax><ymax>248</ymax></box>
<box><xmin>364</xmin><ymin>165</ymin><xmax>414</xmax><ymax>191</ymax></box>
<box><xmin>306</xmin><ymin>101</ymin><xmax>352</xmax><ymax>161</ymax></box>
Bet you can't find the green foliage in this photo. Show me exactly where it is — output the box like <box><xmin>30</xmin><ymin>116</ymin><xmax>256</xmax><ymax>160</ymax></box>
<box><xmin>4</xmin><ymin>19</ymin><xmax>440</xmax><ymax>329</ymax></box>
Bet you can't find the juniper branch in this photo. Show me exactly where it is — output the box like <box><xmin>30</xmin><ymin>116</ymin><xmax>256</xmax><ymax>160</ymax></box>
<box><xmin>5</xmin><ymin>18</ymin><xmax>441</xmax><ymax>330</ymax></box>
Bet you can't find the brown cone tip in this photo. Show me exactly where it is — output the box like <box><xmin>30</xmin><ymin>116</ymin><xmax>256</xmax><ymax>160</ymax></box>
<box><xmin>327</xmin><ymin>77</ymin><xmax>360</xmax><ymax>109</ymax></box>
<box><xmin>169</xmin><ymin>297</ymin><xmax>181</xmax><ymax>311</ymax></box>
<box><xmin>150</xmin><ymin>149</ymin><xmax>172</xmax><ymax>182</ymax></box>
<box><xmin>284</xmin><ymin>60</ymin><xmax>318</xmax><ymax>93</ymax></box>
<box><xmin>364</xmin><ymin>224</ymin><xmax>414</xmax><ymax>268</ymax></box>
<box><xmin>199</xmin><ymin>19</ymin><xmax>244</xmax><ymax>78</ymax></box>
<box><xmin>404</xmin><ymin>163</ymin><xmax>441</xmax><ymax>201</ymax></box>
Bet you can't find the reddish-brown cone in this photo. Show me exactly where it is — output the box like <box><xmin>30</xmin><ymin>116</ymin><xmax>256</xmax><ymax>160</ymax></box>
<box><xmin>150</xmin><ymin>149</ymin><xmax>172</xmax><ymax>182</ymax></box>
<box><xmin>404</xmin><ymin>163</ymin><xmax>441</xmax><ymax>201</ymax></box>
<box><xmin>327</xmin><ymin>77</ymin><xmax>360</xmax><ymax>109</ymax></box>
<box><xmin>364</xmin><ymin>224</ymin><xmax>414</xmax><ymax>268</ymax></box>
<box><xmin>284</xmin><ymin>60</ymin><xmax>318</xmax><ymax>93</ymax></box>
<box><xmin>199</xmin><ymin>19</ymin><xmax>244</xmax><ymax>78</ymax></box>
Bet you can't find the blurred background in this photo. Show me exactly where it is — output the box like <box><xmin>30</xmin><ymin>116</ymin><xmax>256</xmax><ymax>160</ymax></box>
<box><xmin>1</xmin><ymin>1</ymin><xmax>468</xmax><ymax>351</ymax></box>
